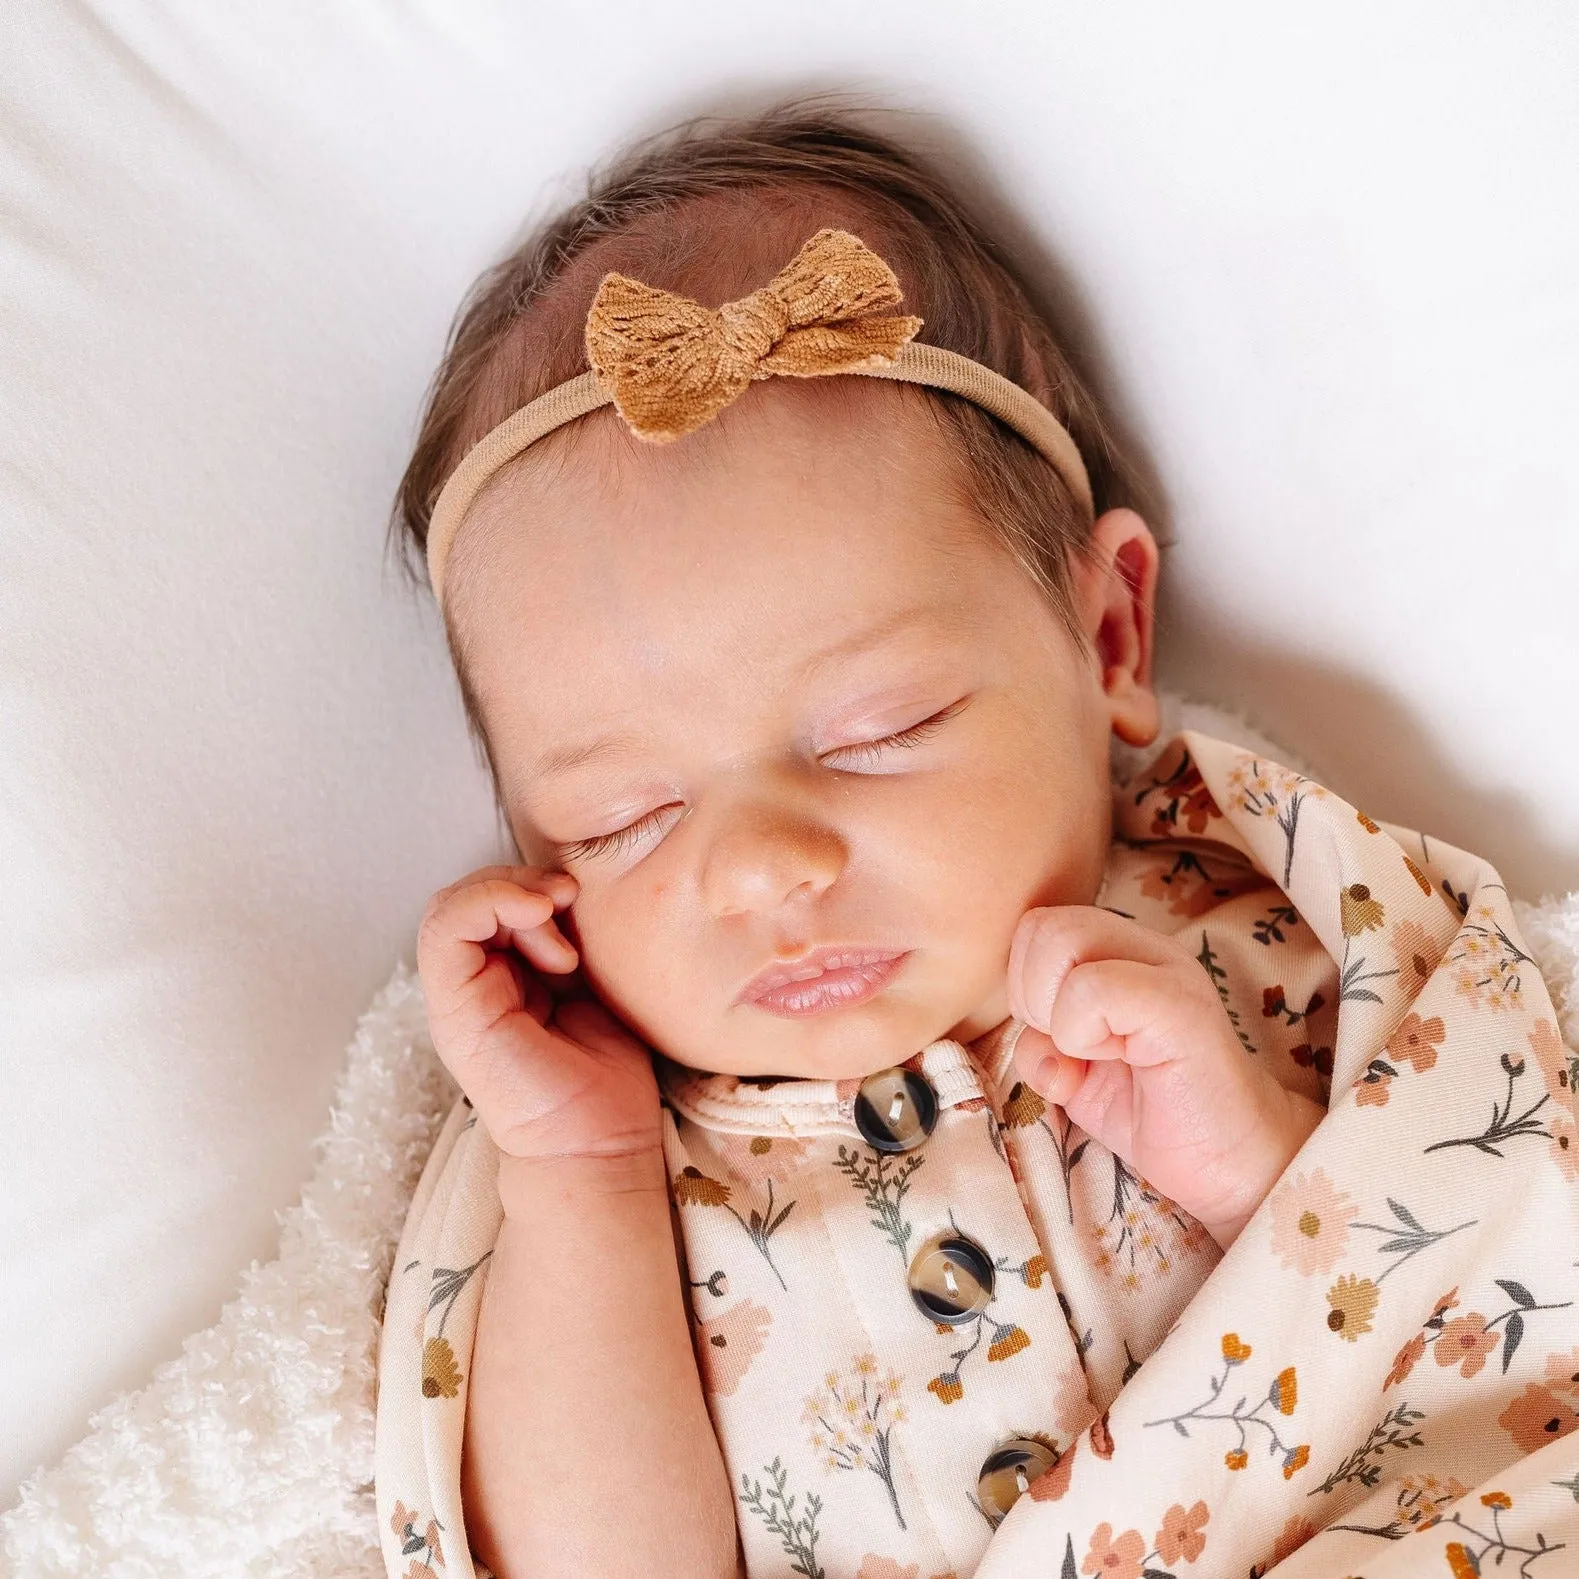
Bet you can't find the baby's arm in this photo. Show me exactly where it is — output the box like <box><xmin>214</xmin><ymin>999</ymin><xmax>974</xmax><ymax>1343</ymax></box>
<box><xmin>1008</xmin><ymin>907</ymin><xmax>1324</xmax><ymax>1248</ymax></box>
<box><xmin>465</xmin><ymin>1151</ymin><xmax>738</xmax><ymax>1578</ymax></box>
<box><xmin>417</xmin><ymin>866</ymin><xmax>738</xmax><ymax>1579</ymax></box>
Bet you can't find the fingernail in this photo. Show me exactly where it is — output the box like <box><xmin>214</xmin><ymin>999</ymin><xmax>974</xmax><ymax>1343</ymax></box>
<box><xmin>1028</xmin><ymin>1054</ymin><xmax>1059</xmax><ymax>1094</ymax></box>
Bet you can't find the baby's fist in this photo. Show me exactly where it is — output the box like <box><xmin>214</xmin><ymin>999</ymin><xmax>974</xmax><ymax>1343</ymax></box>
<box><xmin>416</xmin><ymin>864</ymin><xmax>662</xmax><ymax>1171</ymax></box>
<box><xmin>1007</xmin><ymin>906</ymin><xmax>1321</xmax><ymax>1248</ymax></box>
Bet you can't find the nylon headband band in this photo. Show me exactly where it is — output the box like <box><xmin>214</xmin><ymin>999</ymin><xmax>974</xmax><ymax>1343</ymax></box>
<box><xmin>424</xmin><ymin>341</ymin><xmax>1096</xmax><ymax>606</ymax></box>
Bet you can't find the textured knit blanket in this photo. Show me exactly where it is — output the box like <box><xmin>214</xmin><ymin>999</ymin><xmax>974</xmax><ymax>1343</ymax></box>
<box><xmin>3</xmin><ymin>699</ymin><xmax>1576</xmax><ymax>1579</ymax></box>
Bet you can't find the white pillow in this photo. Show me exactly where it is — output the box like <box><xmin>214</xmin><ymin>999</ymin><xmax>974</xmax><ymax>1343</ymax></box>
<box><xmin>4</xmin><ymin>0</ymin><xmax>1576</xmax><ymax>1504</ymax></box>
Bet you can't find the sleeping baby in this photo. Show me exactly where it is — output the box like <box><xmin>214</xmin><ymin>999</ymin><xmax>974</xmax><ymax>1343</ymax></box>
<box><xmin>374</xmin><ymin>103</ymin><xmax>1579</xmax><ymax>1579</ymax></box>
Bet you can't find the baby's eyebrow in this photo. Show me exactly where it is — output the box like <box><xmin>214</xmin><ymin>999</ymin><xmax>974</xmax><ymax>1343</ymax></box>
<box><xmin>533</xmin><ymin>731</ymin><xmax>647</xmax><ymax>783</ymax></box>
<box><xmin>531</xmin><ymin>601</ymin><xmax>955</xmax><ymax>785</ymax></box>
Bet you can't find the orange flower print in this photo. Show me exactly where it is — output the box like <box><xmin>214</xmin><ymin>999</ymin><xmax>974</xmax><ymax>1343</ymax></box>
<box><xmin>1498</xmin><ymin>1380</ymin><xmax>1579</xmax><ymax>1453</ymax></box>
<box><xmin>1386</xmin><ymin>1331</ymin><xmax>1427</xmax><ymax>1389</ymax></box>
<box><xmin>1088</xmin><ymin>1411</ymin><xmax>1115</xmax><ymax>1460</ymax></box>
<box><xmin>1390</xmin><ymin>918</ymin><xmax>1443</xmax><ymax>989</ymax></box>
<box><xmin>1081</xmin><ymin>1523</ymin><xmax>1145</xmax><ymax>1579</ymax></box>
<box><xmin>1270</xmin><ymin>1367</ymin><xmax>1297</xmax><ymax>1414</ymax></box>
<box><xmin>1356</xmin><ymin>809</ymin><xmax>1380</xmax><ymax>834</ymax></box>
<box><xmin>1402</xmin><ymin>853</ymin><xmax>1435</xmax><ymax>896</ymax></box>
<box><xmin>1326</xmin><ymin>1274</ymin><xmax>1380</xmax><ymax>1341</ymax></box>
<box><xmin>695</xmin><ymin>1299</ymin><xmax>771</xmax><ymax>1397</ymax></box>
<box><xmin>1445</xmin><ymin>1542</ymin><xmax>1478</xmax><ymax>1579</ymax></box>
<box><xmin>1269</xmin><ymin>1169</ymin><xmax>1357</xmax><ymax>1276</ymax></box>
<box><xmin>1224</xmin><ymin>1449</ymin><xmax>1248</xmax><ymax>1471</ymax></box>
<box><xmin>1221</xmin><ymin>1332</ymin><xmax>1253</xmax><ymax>1364</ymax></box>
<box><xmin>1436</xmin><ymin>1313</ymin><xmax>1500</xmax><ymax>1378</ymax></box>
<box><xmin>1480</xmin><ymin>1490</ymin><xmax>1513</xmax><ymax>1509</ymax></box>
<box><xmin>1022</xmin><ymin>1253</ymin><xmax>1049</xmax><ymax>1289</ymax></box>
<box><xmin>927</xmin><ymin>1373</ymin><xmax>963</xmax><ymax>1405</ymax></box>
<box><xmin>1387</xmin><ymin>1012</ymin><xmax>1445</xmax><ymax>1073</ymax></box>
<box><xmin>1269</xmin><ymin>1513</ymin><xmax>1317</xmax><ymax>1562</ymax></box>
<box><xmin>1281</xmin><ymin>1444</ymin><xmax>1310</xmax><ymax>1479</ymax></box>
<box><xmin>1155</xmin><ymin>1500</ymin><xmax>1209</xmax><ymax>1564</ymax></box>
<box><xmin>987</xmin><ymin>1324</ymin><xmax>1031</xmax><ymax>1363</ymax></box>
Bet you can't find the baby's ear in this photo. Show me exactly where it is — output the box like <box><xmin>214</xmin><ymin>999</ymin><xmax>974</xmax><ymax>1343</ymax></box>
<box><xmin>1074</xmin><ymin>509</ymin><xmax>1161</xmax><ymax>747</ymax></box>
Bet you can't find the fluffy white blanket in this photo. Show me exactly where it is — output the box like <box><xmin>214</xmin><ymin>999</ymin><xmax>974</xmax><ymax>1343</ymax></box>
<box><xmin>4</xmin><ymin>700</ymin><xmax>1576</xmax><ymax>1578</ymax></box>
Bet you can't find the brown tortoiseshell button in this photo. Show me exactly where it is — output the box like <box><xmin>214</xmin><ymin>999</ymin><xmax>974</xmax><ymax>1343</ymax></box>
<box><xmin>907</xmin><ymin>1232</ymin><xmax>995</xmax><ymax>1325</ymax></box>
<box><xmin>976</xmin><ymin>1437</ymin><xmax>1059</xmax><ymax>1524</ymax></box>
<box><xmin>853</xmin><ymin>1067</ymin><xmax>937</xmax><ymax>1153</ymax></box>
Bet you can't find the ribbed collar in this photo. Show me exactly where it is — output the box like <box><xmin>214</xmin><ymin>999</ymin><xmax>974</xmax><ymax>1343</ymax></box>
<box><xmin>654</xmin><ymin>1013</ymin><xmax>1030</xmax><ymax>1137</ymax></box>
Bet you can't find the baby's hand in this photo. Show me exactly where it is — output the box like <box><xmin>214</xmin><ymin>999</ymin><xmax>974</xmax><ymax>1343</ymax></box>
<box><xmin>416</xmin><ymin>865</ymin><xmax>662</xmax><ymax>1173</ymax></box>
<box><xmin>1007</xmin><ymin>906</ymin><xmax>1322</xmax><ymax>1249</ymax></box>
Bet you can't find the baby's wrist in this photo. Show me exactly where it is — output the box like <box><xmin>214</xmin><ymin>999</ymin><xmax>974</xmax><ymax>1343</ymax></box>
<box><xmin>1197</xmin><ymin>1087</ymin><xmax>1324</xmax><ymax>1252</ymax></box>
<box><xmin>496</xmin><ymin>1145</ymin><xmax>669</xmax><ymax>1220</ymax></box>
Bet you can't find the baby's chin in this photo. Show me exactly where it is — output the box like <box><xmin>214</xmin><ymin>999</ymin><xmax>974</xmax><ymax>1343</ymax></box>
<box><xmin>665</xmin><ymin>990</ymin><xmax>1001</xmax><ymax>1083</ymax></box>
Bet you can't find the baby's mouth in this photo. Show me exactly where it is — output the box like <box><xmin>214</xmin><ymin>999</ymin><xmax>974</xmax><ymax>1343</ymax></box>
<box><xmin>739</xmin><ymin>949</ymin><xmax>912</xmax><ymax>1017</ymax></box>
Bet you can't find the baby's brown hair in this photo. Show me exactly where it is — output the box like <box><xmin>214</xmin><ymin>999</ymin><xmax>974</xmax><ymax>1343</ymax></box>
<box><xmin>391</xmin><ymin>94</ymin><xmax>1149</xmax><ymax>792</ymax></box>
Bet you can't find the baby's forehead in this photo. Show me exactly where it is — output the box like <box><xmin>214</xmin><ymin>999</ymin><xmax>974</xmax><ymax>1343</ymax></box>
<box><xmin>449</xmin><ymin>375</ymin><xmax>983</xmax><ymax>626</ymax></box>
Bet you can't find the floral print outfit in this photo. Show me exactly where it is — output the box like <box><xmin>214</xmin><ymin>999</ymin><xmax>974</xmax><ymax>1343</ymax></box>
<box><xmin>375</xmin><ymin>731</ymin><xmax>1579</xmax><ymax>1578</ymax></box>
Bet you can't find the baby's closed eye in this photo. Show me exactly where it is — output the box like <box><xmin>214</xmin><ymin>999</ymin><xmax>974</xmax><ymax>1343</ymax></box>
<box><xmin>554</xmin><ymin>698</ymin><xmax>972</xmax><ymax>866</ymax></box>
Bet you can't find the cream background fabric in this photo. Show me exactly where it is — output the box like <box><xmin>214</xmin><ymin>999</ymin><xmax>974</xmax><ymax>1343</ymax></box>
<box><xmin>3</xmin><ymin>0</ymin><xmax>1575</xmax><ymax>1509</ymax></box>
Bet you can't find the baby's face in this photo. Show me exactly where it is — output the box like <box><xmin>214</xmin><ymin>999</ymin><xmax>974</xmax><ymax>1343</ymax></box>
<box><xmin>448</xmin><ymin>379</ymin><xmax>1157</xmax><ymax>1079</ymax></box>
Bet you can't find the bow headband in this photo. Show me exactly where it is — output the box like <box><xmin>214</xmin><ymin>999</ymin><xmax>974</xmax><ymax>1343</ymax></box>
<box><xmin>425</xmin><ymin>227</ymin><xmax>1095</xmax><ymax>605</ymax></box>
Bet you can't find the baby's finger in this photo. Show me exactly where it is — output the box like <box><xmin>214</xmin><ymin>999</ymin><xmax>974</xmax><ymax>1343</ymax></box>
<box><xmin>506</xmin><ymin>916</ymin><xmax>580</xmax><ymax>973</ymax></box>
<box><xmin>417</xmin><ymin>880</ymin><xmax>558</xmax><ymax>1009</ymax></box>
<box><xmin>1008</xmin><ymin>905</ymin><xmax>1183</xmax><ymax>1031</ymax></box>
<box><xmin>1045</xmin><ymin>957</ymin><xmax>1219</xmax><ymax>1070</ymax></box>
<box><xmin>1012</xmin><ymin>1025</ymin><xmax>1089</xmax><ymax>1107</ymax></box>
<box><xmin>433</xmin><ymin>864</ymin><xmax>579</xmax><ymax>911</ymax></box>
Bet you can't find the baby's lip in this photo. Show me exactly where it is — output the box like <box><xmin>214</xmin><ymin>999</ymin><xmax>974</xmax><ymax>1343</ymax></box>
<box><xmin>737</xmin><ymin>946</ymin><xmax>910</xmax><ymax>1005</ymax></box>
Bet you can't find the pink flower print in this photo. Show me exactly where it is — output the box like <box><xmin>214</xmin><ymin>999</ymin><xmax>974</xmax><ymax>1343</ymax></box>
<box><xmin>1435</xmin><ymin>1313</ymin><xmax>1500</xmax><ymax>1378</ymax></box>
<box><xmin>1355</xmin><ymin>1072</ymin><xmax>1393</xmax><ymax>1108</ymax></box>
<box><xmin>856</xmin><ymin>1559</ymin><xmax>919</xmax><ymax>1579</ymax></box>
<box><xmin>1551</xmin><ymin>1111</ymin><xmax>1579</xmax><ymax>1181</ymax></box>
<box><xmin>696</xmin><ymin>1300</ymin><xmax>771</xmax><ymax>1397</ymax></box>
<box><xmin>716</xmin><ymin>1132</ymin><xmax>811</xmax><ymax>1186</ymax></box>
<box><xmin>1268</xmin><ymin>1169</ymin><xmax>1357</xmax><ymax>1276</ymax></box>
<box><xmin>1386</xmin><ymin>1013</ymin><xmax>1445</xmax><ymax>1073</ymax></box>
<box><xmin>1544</xmin><ymin>1347</ymin><xmax>1579</xmax><ymax>1399</ymax></box>
<box><xmin>1053</xmin><ymin>1362</ymin><xmax>1097</xmax><ymax>1438</ymax></box>
<box><xmin>1081</xmin><ymin>1523</ymin><xmax>1146</xmax><ymax>1579</ymax></box>
<box><xmin>1528</xmin><ymin>1019</ymin><xmax>1574</xmax><ymax>1106</ymax></box>
<box><xmin>1390</xmin><ymin>919</ymin><xmax>1443</xmax><ymax>991</ymax></box>
<box><xmin>1155</xmin><ymin>1500</ymin><xmax>1209</xmax><ymax>1564</ymax></box>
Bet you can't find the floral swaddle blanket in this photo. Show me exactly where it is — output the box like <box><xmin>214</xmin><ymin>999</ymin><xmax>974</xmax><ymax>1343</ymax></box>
<box><xmin>374</xmin><ymin>731</ymin><xmax>1579</xmax><ymax>1578</ymax></box>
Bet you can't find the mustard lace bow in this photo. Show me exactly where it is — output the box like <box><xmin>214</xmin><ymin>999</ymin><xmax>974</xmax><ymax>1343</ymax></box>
<box><xmin>583</xmin><ymin>227</ymin><xmax>925</xmax><ymax>442</ymax></box>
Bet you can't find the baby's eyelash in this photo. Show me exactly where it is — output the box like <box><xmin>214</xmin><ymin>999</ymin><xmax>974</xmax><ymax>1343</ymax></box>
<box><xmin>825</xmin><ymin>703</ymin><xmax>960</xmax><ymax>770</ymax></box>
<box><xmin>559</xmin><ymin>701</ymin><xmax>965</xmax><ymax>863</ymax></box>
<box><xmin>557</xmin><ymin>807</ymin><xmax>675</xmax><ymax>865</ymax></box>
